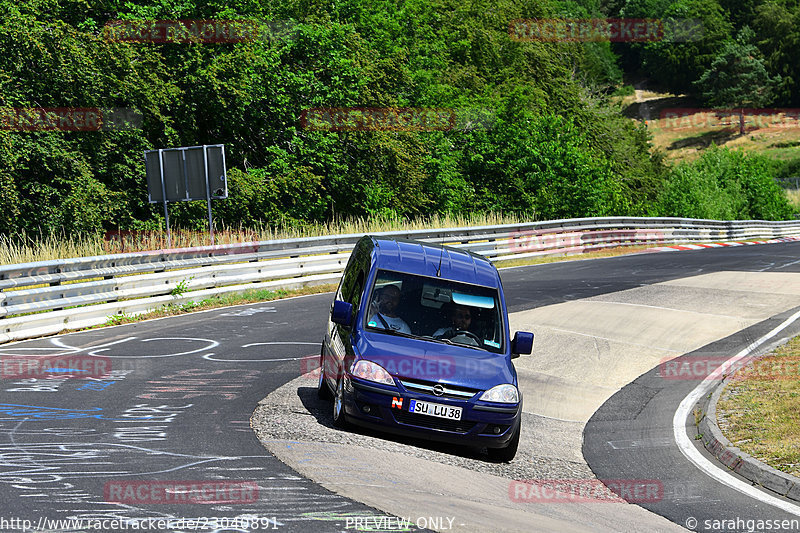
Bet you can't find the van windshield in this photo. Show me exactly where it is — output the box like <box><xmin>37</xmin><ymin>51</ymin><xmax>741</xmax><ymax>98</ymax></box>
<box><xmin>364</xmin><ymin>269</ymin><xmax>505</xmax><ymax>353</ymax></box>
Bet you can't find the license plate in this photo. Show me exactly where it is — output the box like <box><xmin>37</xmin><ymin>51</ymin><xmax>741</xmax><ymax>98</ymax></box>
<box><xmin>408</xmin><ymin>399</ymin><xmax>462</xmax><ymax>421</ymax></box>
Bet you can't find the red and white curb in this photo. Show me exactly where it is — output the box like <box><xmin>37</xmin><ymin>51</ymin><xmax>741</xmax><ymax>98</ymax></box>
<box><xmin>646</xmin><ymin>236</ymin><xmax>800</xmax><ymax>252</ymax></box>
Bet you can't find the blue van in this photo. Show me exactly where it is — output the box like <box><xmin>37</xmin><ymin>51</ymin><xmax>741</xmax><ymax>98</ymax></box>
<box><xmin>318</xmin><ymin>236</ymin><xmax>533</xmax><ymax>461</ymax></box>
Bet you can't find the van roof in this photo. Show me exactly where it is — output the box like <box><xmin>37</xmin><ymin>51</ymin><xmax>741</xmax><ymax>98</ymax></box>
<box><xmin>370</xmin><ymin>237</ymin><xmax>500</xmax><ymax>288</ymax></box>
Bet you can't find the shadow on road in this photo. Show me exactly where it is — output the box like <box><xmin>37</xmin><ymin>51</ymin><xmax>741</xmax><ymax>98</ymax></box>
<box><xmin>295</xmin><ymin>385</ymin><xmax>496</xmax><ymax>461</ymax></box>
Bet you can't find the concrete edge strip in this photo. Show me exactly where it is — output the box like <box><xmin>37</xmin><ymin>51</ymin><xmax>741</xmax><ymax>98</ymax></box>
<box><xmin>672</xmin><ymin>309</ymin><xmax>800</xmax><ymax>517</ymax></box>
<box><xmin>696</xmin><ymin>374</ymin><xmax>800</xmax><ymax>502</ymax></box>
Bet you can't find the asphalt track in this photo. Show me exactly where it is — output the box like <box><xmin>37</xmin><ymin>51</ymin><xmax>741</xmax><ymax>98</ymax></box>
<box><xmin>1</xmin><ymin>242</ymin><xmax>799</xmax><ymax>532</ymax></box>
<box><xmin>583</xmin><ymin>308</ymin><xmax>800</xmax><ymax>533</ymax></box>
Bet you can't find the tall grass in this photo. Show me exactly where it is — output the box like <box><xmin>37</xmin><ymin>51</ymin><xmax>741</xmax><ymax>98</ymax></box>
<box><xmin>785</xmin><ymin>188</ymin><xmax>800</xmax><ymax>213</ymax></box>
<box><xmin>0</xmin><ymin>231</ymin><xmax>106</xmax><ymax>265</ymax></box>
<box><xmin>1</xmin><ymin>212</ymin><xmax>525</xmax><ymax>264</ymax></box>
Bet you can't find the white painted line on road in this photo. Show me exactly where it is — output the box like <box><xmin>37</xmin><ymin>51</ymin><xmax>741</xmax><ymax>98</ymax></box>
<box><xmin>527</xmin><ymin>411</ymin><xmax>584</xmax><ymax>423</ymax></box>
<box><xmin>673</xmin><ymin>308</ymin><xmax>800</xmax><ymax>517</ymax></box>
<box><xmin>583</xmin><ymin>300</ymin><xmax>744</xmax><ymax>320</ymax></box>
<box><xmin>242</xmin><ymin>342</ymin><xmax>319</xmax><ymax>347</ymax></box>
<box><xmin>545</xmin><ymin>326</ymin><xmax>683</xmax><ymax>353</ymax></box>
<box><xmin>607</xmin><ymin>437</ymin><xmax>673</xmax><ymax>450</ymax></box>
<box><xmin>202</xmin><ymin>353</ymin><xmax>312</xmax><ymax>362</ymax></box>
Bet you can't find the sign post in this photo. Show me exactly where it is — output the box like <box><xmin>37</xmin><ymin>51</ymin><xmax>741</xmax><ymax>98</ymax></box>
<box><xmin>157</xmin><ymin>149</ymin><xmax>171</xmax><ymax>247</ymax></box>
<box><xmin>144</xmin><ymin>145</ymin><xmax>227</xmax><ymax>247</ymax></box>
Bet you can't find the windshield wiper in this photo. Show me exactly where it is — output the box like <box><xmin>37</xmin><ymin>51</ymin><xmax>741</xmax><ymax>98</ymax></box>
<box><xmin>370</xmin><ymin>330</ymin><xmax>492</xmax><ymax>351</ymax></box>
<box><xmin>419</xmin><ymin>335</ymin><xmax>490</xmax><ymax>351</ymax></box>
<box><xmin>370</xmin><ymin>328</ymin><xmax>417</xmax><ymax>339</ymax></box>
<box><xmin>418</xmin><ymin>335</ymin><xmax>454</xmax><ymax>346</ymax></box>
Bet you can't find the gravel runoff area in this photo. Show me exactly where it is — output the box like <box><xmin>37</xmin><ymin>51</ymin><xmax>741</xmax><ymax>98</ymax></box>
<box><xmin>251</xmin><ymin>373</ymin><xmax>595</xmax><ymax>482</ymax></box>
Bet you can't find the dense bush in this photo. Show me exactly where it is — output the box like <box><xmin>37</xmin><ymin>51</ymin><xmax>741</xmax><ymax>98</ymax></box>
<box><xmin>655</xmin><ymin>147</ymin><xmax>793</xmax><ymax>220</ymax></box>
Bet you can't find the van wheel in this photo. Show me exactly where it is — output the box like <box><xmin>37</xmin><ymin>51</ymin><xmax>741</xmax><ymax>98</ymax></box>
<box><xmin>488</xmin><ymin>423</ymin><xmax>520</xmax><ymax>462</ymax></box>
<box><xmin>332</xmin><ymin>376</ymin><xmax>349</xmax><ymax>429</ymax></box>
<box><xmin>317</xmin><ymin>351</ymin><xmax>332</xmax><ymax>400</ymax></box>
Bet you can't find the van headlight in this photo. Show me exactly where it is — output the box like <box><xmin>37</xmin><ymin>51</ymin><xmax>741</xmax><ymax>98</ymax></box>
<box><xmin>479</xmin><ymin>384</ymin><xmax>519</xmax><ymax>403</ymax></box>
<box><xmin>351</xmin><ymin>360</ymin><xmax>395</xmax><ymax>386</ymax></box>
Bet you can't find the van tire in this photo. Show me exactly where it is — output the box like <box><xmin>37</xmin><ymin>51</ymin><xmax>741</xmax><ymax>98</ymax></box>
<box><xmin>332</xmin><ymin>376</ymin><xmax>349</xmax><ymax>429</ymax></box>
<box><xmin>317</xmin><ymin>351</ymin><xmax>332</xmax><ymax>400</ymax></box>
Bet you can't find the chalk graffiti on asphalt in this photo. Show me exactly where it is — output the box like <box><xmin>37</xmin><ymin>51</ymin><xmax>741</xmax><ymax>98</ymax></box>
<box><xmin>0</xmin><ymin>336</ymin><xmax>219</xmax><ymax>360</ymax></box>
<box><xmin>0</xmin><ymin>404</ymin><xmax>153</xmax><ymax>421</ymax></box>
<box><xmin>138</xmin><ymin>369</ymin><xmax>261</xmax><ymax>401</ymax></box>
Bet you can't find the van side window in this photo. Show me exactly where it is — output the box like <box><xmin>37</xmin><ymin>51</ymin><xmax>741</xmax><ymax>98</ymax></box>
<box><xmin>337</xmin><ymin>238</ymin><xmax>370</xmax><ymax>305</ymax></box>
<box><xmin>338</xmin><ymin>257</ymin><xmax>360</xmax><ymax>302</ymax></box>
<box><xmin>347</xmin><ymin>273</ymin><xmax>365</xmax><ymax>310</ymax></box>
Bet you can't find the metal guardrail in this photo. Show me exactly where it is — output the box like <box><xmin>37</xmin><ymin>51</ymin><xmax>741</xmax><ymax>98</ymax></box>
<box><xmin>2</xmin><ymin>217</ymin><xmax>800</xmax><ymax>343</ymax></box>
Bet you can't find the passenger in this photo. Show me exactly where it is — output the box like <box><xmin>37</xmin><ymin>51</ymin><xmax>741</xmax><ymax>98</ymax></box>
<box><xmin>368</xmin><ymin>284</ymin><xmax>411</xmax><ymax>334</ymax></box>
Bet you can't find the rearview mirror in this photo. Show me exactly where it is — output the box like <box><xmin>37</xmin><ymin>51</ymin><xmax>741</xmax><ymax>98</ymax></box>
<box><xmin>511</xmin><ymin>331</ymin><xmax>534</xmax><ymax>358</ymax></box>
<box><xmin>331</xmin><ymin>300</ymin><xmax>354</xmax><ymax>327</ymax></box>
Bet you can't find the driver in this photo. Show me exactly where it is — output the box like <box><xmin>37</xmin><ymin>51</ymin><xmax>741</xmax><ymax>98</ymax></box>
<box><xmin>433</xmin><ymin>303</ymin><xmax>473</xmax><ymax>338</ymax></box>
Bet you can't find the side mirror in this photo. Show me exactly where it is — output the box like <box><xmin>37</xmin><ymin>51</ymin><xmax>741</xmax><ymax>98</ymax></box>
<box><xmin>331</xmin><ymin>300</ymin><xmax>354</xmax><ymax>327</ymax></box>
<box><xmin>511</xmin><ymin>331</ymin><xmax>534</xmax><ymax>358</ymax></box>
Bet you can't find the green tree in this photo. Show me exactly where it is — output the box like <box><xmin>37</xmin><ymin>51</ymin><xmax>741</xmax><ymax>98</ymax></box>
<box><xmin>553</xmin><ymin>0</ymin><xmax>623</xmax><ymax>90</ymax></box>
<box><xmin>639</xmin><ymin>0</ymin><xmax>732</xmax><ymax>94</ymax></box>
<box><xmin>752</xmin><ymin>1</ymin><xmax>800</xmax><ymax>106</ymax></box>
<box><xmin>694</xmin><ymin>26</ymin><xmax>781</xmax><ymax>134</ymax></box>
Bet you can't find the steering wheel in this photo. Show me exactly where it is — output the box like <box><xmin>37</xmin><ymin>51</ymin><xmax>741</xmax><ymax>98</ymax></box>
<box><xmin>450</xmin><ymin>330</ymin><xmax>482</xmax><ymax>347</ymax></box>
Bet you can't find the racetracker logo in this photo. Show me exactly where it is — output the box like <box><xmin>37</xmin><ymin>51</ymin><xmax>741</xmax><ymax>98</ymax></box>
<box><xmin>1</xmin><ymin>355</ymin><xmax>113</xmax><ymax>379</ymax></box>
<box><xmin>509</xmin><ymin>18</ymin><xmax>703</xmax><ymax>42</ymax></box>
<box><xmin>301</xmin><ymin>355</ymin><xmax>479</xmax><ymax>381</ymax></box>
<box><xmin>300</xmin><ymin>354</ymin><xmax>322</xmax><ymax>379</ymax></box>
<box><xmin>509</xmin><ymin>479</ymin><xmax>663</xmax><ymax>503</ymax></box>
<box><xmin>367</xmin><ymin>356</ymin><xmax>458</xmax><ymax>379</ymax></box>
<box><xmin>104</xmin><ymin>480</ymin><xmax>258</xmax><ymax>504</ymax></box>
<box><xmin>103</xmin><ymin>20</ymin><xmax>292</xmax><ymax>43</ymax></box>
<box><xmin>0</xmin><ymin>107</ymin><xmax>142</xmax><ymax>131</ymax></box>
<box><xmin>658</xmin><ymin>108</ymin><xmax>800</xmax><ymax>130</ymax></box>
<box><xmin>659</xmin><ymin>355</ymin><xmax>800</xmax><ymax>381</ymax></box>
<box><xmin>509</xmin><ymin>229</ymin><xmax>665</xmax><ymax>253</ymax></box>
<box><xmin>301</xmin><ymin>107</ymin><xmax>456</xmax><ymax>132</ymax></box>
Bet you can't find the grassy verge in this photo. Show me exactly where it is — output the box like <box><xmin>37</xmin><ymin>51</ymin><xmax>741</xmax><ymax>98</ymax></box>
<box><xmin>0</xmin><ymin>212</ymin><xmax>525</xmax><ymax>264</ymax></box>
<box><xmin>786</xmin><ymin>189</ymin><xmax>800</xmax><ymax>213</ymax></box>
<box><xmin>716</xmin><ymin>336</ymin><xmax>800</xmax><ymax>477</ymax></box>
<box><xmin>95</xmin><ymin>284</ymin><xmax>338</xmax><ymax>329</ymax></box>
